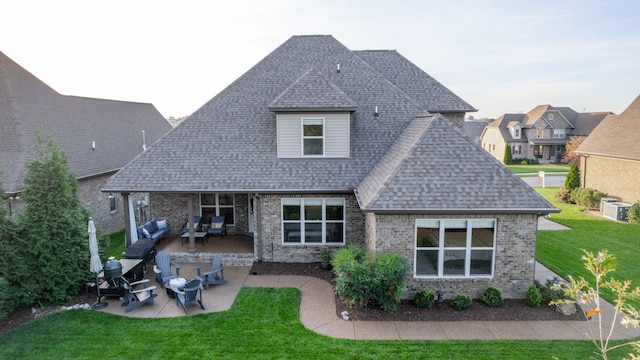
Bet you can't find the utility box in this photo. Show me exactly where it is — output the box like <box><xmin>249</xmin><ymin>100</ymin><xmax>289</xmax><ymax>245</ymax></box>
<box><xmin>600</xmin><ymin>197</ymin><xmax>618</xmax><ymax>212</ymax></box>
<box><xmin>602</xmin><ymin>201</ymin><xmax>631</xmax><ymax>222</ymax></box>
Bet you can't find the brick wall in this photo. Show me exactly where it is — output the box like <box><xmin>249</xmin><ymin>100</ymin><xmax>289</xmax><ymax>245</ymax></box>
<box><xmin>581</xmin><ymin>155</ymin><xmax>640</xmax><ymax>203</ymax></box>
<box><xmin>256</xmin><ymin>193</ymin><xmax>365</xmax><ymax>262</ymax></box>
<box><xmin>371</xmin><ymin>213</ymin><xmax>538</xmax><ymax>299</ymax></box>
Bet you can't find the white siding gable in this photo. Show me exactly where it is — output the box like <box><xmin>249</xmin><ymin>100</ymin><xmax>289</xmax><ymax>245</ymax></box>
<box><xmin>277</xmin><ymin>113</ymin><xmax>350</xmax><ymax>158</ymax></box>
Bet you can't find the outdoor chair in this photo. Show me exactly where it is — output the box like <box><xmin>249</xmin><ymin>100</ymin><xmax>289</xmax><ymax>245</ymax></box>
<box><xmin>207</xmin><ymin>216</ymin><xmax>227</xmax><ymax>238</ymax></box>
<box><xmin>153</xmin><ymin>251</ymin><xmax>181</xmax><ymax>288</ymax></box>
<box><xmin>195</xmin><ymin>253</ymin><xmax>227</xmax><ymax>289</ymax></box>
<box><xmin>181</xmin><ymin>216</ymin><xmax>203</xmax><ymax>234</ymax></box>
<box><xmin>176</xmin><ymin>278</ymin><xmax>205</xmax><ymax>314</ymax></box>
<box><xmin>122</xmin><ymin>278</ymin><xmax>158</xmax><ymax>313</ymax></box>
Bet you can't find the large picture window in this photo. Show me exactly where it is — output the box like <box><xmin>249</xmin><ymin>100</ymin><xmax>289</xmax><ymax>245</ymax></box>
<box><xmin>415</xmin><ymin>219</ymin><xmax>495</xmax><ymax>278</ymax></box>
<box><xmin>282</xmin><ymin>198</ymin><xmax>345</xmax><ymax>244</ymax></box>
<box><xmin>302</xmin><ymin>118</ymin><xmax>324</xmax><ymax>156</ymax></box>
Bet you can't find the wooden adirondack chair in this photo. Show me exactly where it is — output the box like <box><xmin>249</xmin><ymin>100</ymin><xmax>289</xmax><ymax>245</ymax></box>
<box><xmin>195</xmin><ymin>253</ymin><xmax>227</xmax><ymax>289</ymax></box>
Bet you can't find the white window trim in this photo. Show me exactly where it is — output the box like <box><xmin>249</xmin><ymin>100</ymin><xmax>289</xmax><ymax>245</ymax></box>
<box><xmin>301</xmin><ymin>117</ymin><xmax>325</xmax><ymax>157</ymax></box>
<box><xmin>281</xmin><ymin>198</ymin><xmax>345</xmax><ymax>245</ymax></box>
<box><xmin>414</xmin><ymin>219</ymin><xmax>496</xmax><ymax>279</ymax></box>
<box><xmin>553</xmin><ymin>129</ymin><xmax>565</xmax><ymax>139</ymax></box>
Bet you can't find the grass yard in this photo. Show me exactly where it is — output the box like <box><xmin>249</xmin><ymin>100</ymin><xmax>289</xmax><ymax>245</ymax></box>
<box><xmin>507</xmin><ymin>164</ymin><xmax>569</xmax><ymax>175</ymax></box>
<box><xmin>0</xmin><ymin>287</ymin><xmax>628</xmax><ymax>359</ymax></box>
<box><xmin>536</xmin><ymin>187</ymin><xmax>640</xmax><ymax>308</ymax></box>
<box><xmin>103</xmin><ymin>229</ymin><xmax>126</xmax><ymax>259</ymax></box>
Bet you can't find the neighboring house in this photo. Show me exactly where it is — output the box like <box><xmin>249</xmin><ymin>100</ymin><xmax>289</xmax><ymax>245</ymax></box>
<box><xmin>576</xmin><ymin>95</ymin><xmax>640</xmax><ymax>203</ymax></box>
<box><xmin>480</xmin><ymin>105</ymin><xmax>610</xmax><ymax>164</ymax></box>
<box><xmin>464</xmin><ymin>118</ymin><xmax>492</xmax><ymax>146</ymax></box>
<box><xmin>0</xmin><ymin>51</ymin><xmax>172</xmax><ymax>233</ymax></box>
<box><xmin>104</xmin><ymin>35</ymin><xmax>558</xmax><ymax>298</ymax></box>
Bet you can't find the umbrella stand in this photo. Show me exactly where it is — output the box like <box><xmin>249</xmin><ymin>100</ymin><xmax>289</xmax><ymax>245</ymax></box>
<box><xmin>91</xmin><ymin>273</ymin><xmax>108</xmax><ymax>310</ymax></box>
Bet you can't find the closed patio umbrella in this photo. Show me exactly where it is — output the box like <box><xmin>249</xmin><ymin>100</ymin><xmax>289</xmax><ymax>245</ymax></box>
<box><xmin>89</xmin><ymin>218</ymin><xmax>107</xmax><ymax>309</ymax></box>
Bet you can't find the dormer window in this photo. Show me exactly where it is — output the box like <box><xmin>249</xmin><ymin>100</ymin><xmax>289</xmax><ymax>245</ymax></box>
<box><xmin>514</xmin><ymin>128</ymin><xmax>520</xmax><ymax>138</ymax></box>
<box><xmin>302</xmin><ymin>118</ymin><xmax>324</xmax><ymax>156</ymax></box>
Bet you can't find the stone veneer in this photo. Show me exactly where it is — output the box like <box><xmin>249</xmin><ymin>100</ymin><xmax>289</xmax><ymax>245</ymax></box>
<box><xmin>370</xmin><ymin>213</ymin><xmax>538</xmax><ymax>299</ymax></box>
<box><xmin>256</xmin><ymin>193</ymin><xmax>365</xmax><ymax>262</ymax></box>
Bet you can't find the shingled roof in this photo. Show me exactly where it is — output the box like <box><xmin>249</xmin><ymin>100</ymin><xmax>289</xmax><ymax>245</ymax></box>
<box><xmin>104</xmin><ymin>35</ymin><xmax>556</xmax><ymax>214</ymax></box>
<box><xmin>0</xmin><ymin>50</ymin><xmax>172</xmax><ymax>195</ymax></box>
<box><xmin>577</xmin><ymin>94</ymin><xmax>640</xmax><ymax>161</ymax></box>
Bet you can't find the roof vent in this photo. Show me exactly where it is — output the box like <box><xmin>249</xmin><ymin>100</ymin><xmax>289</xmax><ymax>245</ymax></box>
<box><xmin>336</xmin><ymin>64</ymin><xmax>340</xmax><ymax>73</ymax></box>
<box><xmin>374</xmin><ymin>106</ymin><xmax>379</xmax><ymax>117</ymax></box>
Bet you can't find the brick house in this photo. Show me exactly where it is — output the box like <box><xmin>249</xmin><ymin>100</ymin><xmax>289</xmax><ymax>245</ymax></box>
<box><xmin>0</xmin><ymin>51</ymin><xmax>172</xmax><ymax>233</ymax></box>
<box><xmin>104</xmin><ymin>35</ymin><xmax>558</xmax><ymax>298</ymax></box>
<box><xmin>480</xmin><ymin>105</ymin><xmax>610</xmax><ymax>164</ymax></box>
<box><xmin>576</xmin><ymin>95</ymin><xmax>640</xmax><ymax>203</ymax></box>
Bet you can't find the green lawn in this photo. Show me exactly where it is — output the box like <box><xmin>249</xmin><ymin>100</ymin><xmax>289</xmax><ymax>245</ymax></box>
<box><xmin>2</xmin><ymin>192</ymin><xmax>639</xmax><ymax>358</ymax></box>
<box><xmin>0</xmin><ymin>287</ymin><xmax>628</xmax><ymax>359</ymax></box>
<box><xmin>536</xmin><ymin>187</ymin><xmax>640</xmax><ymax>308</ymax></box>
<box><xmin>507</xmin><ymin>164</ymin><xmax>569</xmax><ymax>175</ymax></box>
<box><xmin>103</xmin><ymin>229</ymin><xmax>126</xmax><ymax>259</ymax></box>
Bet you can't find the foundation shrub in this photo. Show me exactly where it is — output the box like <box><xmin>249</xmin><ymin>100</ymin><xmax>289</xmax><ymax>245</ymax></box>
<box><xmin>481</xmin><ymin>286</ymin><xmax>504</xmax><ymax>307</ymax></box>
<box><xmin>451</xmin><ymin>293</ymin><xmax>472</xmax><ymax>310</ymax></box>
<box><xmin>413</xmin><ymin>290</ymin><xmax>436</xmax><ymax>309</ymax></box>
<box><xmin>526</xmin><ymin>283</ymin><xmax>543</xmax><ymax>307</ymax></box>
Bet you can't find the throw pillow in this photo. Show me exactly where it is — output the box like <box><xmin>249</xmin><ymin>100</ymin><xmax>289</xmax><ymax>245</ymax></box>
<box><xmin>157</xmin><ymin>220</ymin><xmax>167</xmax><ymax>230</ymax></box>
<box><xmin>211</xmin><ymin>222</ymin><xmax>223</xmax><ymax>229</ymax></box>
<box><xmin>142</xmin><ymin>228</ymin><xmax>151</xmax><ymax>238</ymax></box>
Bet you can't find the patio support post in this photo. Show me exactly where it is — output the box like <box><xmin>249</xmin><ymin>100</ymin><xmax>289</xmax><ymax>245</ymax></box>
<box><xmin>188</xmin><ymin>193</ymin><xmax>196</xmax><ymax>253</ymax></box>
<box><xmin>123</xmin><ymin>192</ymin><xmax>133</xmax><ymax>247</ymax></box>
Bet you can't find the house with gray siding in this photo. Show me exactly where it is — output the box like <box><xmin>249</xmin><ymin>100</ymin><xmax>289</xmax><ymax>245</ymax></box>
<box><xmin>104</xmin><ymin>35</ymin><xmax>558</xmax><ymax>299</ymax></box>
<box><xmin>0</xmin><ymin>50</ymin><xmax>172</xmax><ymax>233</ymax></box>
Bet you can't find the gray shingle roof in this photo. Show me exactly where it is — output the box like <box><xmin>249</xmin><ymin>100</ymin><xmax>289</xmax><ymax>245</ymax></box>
<box><xmin>104</xmin><ymin>35</ymin><xmax>556</xmax><ymax>214</ymax></box>
<box><xmin>356</xmin><ymin>114</ymin><xmax>556</xmax><ymax>213</ymax></box>
<box><xmin>268</xmin><ymin>68</ymin><xmax>357</xmax><ymax>111</ymax></box>
<box><xmin>577</xmin><ymin>94</ymin><xmax>640</xmax><ymax>161</ymax></box>
<box><xmin>0</xmin><ymin>50</ymin><xmax>172</xmax><ymax>195</ymax></box>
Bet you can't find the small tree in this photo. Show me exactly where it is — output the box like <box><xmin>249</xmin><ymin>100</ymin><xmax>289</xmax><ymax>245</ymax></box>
<box><xmin>11</xmin><ymin>136</ymin><xmax>90</xmax><ymax>307</ymax></box>
<box><xmin>565</xmin><ymin>163</ymin><xmax>580</xmax><ymax>190</ymax></box>
<box><xmin>552</xmin><ymin>249</ymin><xmax>640</xmax><ymax>359</ymax></box>
<box><xmin>503</xmin><ymin>144</ymin><xmax>513</xmax><ymax>165</ymax></box>
<box><xmin>562</xmin><ymin>136</ymin><xmax>585</xmax><ymax>165</ymax></box>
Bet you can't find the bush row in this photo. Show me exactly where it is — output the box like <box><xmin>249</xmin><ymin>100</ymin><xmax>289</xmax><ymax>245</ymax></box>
<box><xmin>412</xmin><ymin>286</ymin><xmax>505</xmax><ymax>310</ymax></box>
<box><xmin>554</xmin><ymin>187</ymin><xmax>608</xmax><ymax>209</ymax></box>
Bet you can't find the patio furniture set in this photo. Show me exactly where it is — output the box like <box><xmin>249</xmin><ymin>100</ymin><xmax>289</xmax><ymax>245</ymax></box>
<box><xmin>154</xmin><ymin>251</ymin><xmax>228</xmax><ymax>314</ymax></box>
<box><xmin>180</xmin><ymin>215</ymin><xmax>228</xmax><ymax>246</ymax></box>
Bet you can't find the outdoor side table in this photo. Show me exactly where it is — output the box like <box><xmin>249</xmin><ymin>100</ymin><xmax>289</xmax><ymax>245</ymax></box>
<box><xmin>167</xmin><ymin>277</ymin><xmax>186</xmax><ymax>298</ymax></box>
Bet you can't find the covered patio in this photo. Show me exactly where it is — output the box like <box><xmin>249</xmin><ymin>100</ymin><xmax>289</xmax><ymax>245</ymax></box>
<box><xmin>155</xmin><ymin>233</ymin><xmax>255</xmax><ymax>266</ymax></box>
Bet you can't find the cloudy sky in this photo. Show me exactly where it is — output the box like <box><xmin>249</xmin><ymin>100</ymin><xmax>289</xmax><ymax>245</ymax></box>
<box><xmin>3</xmin><ymin>0</ymin><xmax>639</xmax><ymax>119</ymax></box>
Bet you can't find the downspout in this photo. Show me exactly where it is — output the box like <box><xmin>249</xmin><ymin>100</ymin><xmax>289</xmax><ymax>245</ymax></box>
<box><xmin>255</xmin><ymin>194</ymin><xmax>263</xmax><ymax>261</ymax></box>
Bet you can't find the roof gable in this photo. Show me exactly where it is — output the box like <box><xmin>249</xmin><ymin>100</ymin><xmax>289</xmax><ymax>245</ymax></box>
<box><xmin>267</xmin><ymin>68</ymin><xmax>357</xmax><ymax>111</ymax></box>
<box><xmin>357</xmin><ymin>114</ymin><xmax>556</xmax><ymax>213</ymax></box>
<box><xmin>577</xmin><ymin>95</ymin><xmax>640</xmax><ymax>160</ymax></box>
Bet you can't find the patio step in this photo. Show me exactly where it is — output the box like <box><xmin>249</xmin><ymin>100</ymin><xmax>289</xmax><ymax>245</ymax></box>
<box><xmin>170</xmin><ymin>252</ymin><xmax>255</xmax><ymax>266</ymax></box>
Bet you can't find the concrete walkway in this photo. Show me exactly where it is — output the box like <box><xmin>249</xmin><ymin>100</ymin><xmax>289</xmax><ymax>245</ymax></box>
<box><xmin>96</xmin><ymin>261</ymin><xmax>640</xmax><ymax>341</ymax></box>
<box><xmin>95</xmin><ymin>217</ymin><xmax>640</xmax><ymax>340</ymax></box>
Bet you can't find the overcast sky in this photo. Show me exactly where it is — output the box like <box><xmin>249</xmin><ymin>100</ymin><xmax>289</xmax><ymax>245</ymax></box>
<box><xmin>3</xmin><ymin>0</ymin><xmax>639</xmax><ymax>119</ymax></box>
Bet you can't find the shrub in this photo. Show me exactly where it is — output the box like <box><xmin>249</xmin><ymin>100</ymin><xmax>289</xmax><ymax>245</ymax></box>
<box><xmin>539</xmin><ymin>277</ymin><xmax>571</xmax><ymax>308</ymax></box>
<box><xmin>451</xmin><ymin>293</ymin><xmax>472</xmax><ymax>310</ymax></box>
<box><xmin>554</xmin><ymin>188</ymin><xmax>572</xmax><ymax>203</ymax></box>
<box><xmin>332</xmin><ymin>246</ymin><xmax>409</xmax><ymax>312</ymax></box>
<box><xmin>570</xmin><ymin>188</ymin><xmax>607</xmax><ymax>209</ymax></box>
<box><xmin>414</xmin><ymin>290</ymin><xmax>436</xmax><ymax>309</ymax></box>
<box><xmin>503</xmin><ymin>144</ymin><xmax>513</xmax><ymax>165</ymax></box>
<box><xmin>520</xmin><ymin>160</ymin><xmax>528</xmax><ymax>165</ymax></box>
<box><xmin>0</xmin><ymin>278</ymin><xmax>10</xmax><ymax>319</ymax></box>
<box><xmin>526</xmin><ymin>283</ymin><xmax>543</xmax><ymax>308</ymax></box>
<box><xmin>481</xmin><ymin>286</ymin><xmax>504</xmax><ymax>307</ymax></box>
<box><xmin>628</xmin><ymin>202</ymin><xmax>640</xmax><ymax>224</ymax></box>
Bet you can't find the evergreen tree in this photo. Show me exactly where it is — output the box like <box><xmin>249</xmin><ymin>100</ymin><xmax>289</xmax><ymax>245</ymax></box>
<box><xmin>0</xmin><ymin>181</ymin><xmax>17</xmax><ymax>317</ymax></box>
<box><xmin>503</xmin><ymin>144</ymin><xmax>513</xmax><ymax>165</ymax></box>
<box><xmin>12</xmin><ymin>136</ymin><xmax>89</xmax><ymax>306</ymax></box>
<box><xmin>565</xmin><ymin>162</ymin><xmax>581</xmax><ymax>190</ymax></box>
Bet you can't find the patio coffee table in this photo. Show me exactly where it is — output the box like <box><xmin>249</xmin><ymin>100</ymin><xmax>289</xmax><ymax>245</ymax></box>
<box><xmin>181</xmin><ymin>232</ymin><xmax>208</xmax><ymax>246</ymax></box>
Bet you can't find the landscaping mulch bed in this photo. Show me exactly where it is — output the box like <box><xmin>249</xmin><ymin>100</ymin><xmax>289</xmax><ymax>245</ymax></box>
<box><xmin>249</xmin><ymin>261</ymin><xmax>585</xmax><ymax>322</ymax></box>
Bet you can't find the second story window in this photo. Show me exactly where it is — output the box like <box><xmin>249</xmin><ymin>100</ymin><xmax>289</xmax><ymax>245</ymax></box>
<box><xmin>302</xmin><ymin>118</ymin><xmax>324</xmax><ymax>156</ymax></box>
<box><xmin>553</xmin><ymin>129</ymin><xmax>565</xmax><ymax>139</ymax></box>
